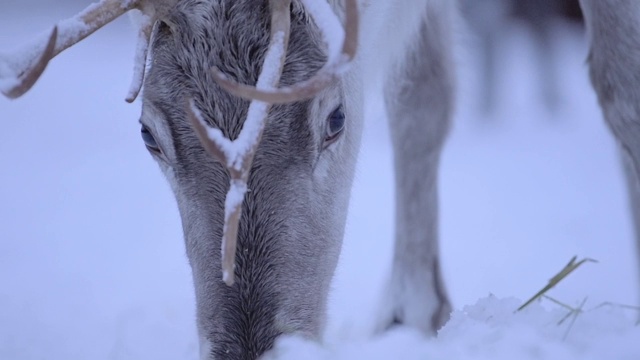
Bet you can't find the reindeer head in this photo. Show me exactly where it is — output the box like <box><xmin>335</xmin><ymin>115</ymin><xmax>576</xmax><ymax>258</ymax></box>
<box><xmin>1</xmin><ymin>0</ymin><xmax>361</xmax><ymax>359</ymax></box>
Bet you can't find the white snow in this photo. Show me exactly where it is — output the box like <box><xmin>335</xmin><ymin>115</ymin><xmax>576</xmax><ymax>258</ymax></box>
<box><xmin>0</xmin><ymin>4</ymin><xmax>638</xmax><ymax>360</ymax></box>
<box><xmin>0</xmin><ymin>26</ymin><xmax>60</xmax><ymax>95</ymax></box>
<box><xmin>225</xmin><ymin>180</ymin><xmax>248</xmax><ymax>223</ymax></box>
<box><xmin>221</xmin><ymin>179</ymin><xmax>248</xmax><ymax>285</ymax></box>
<box><xmin>266</xmin><ymin>296</ymin><xmax>640</xmax><ymax>360</ymax></box>
<box><xmin>230</xmin><ymin>101</ymin><xmax>269</xmax><ymax>169</ymax></box>
<box><xmin>56</xmin><ymin>15</ymin><xmax>90</xmax><ymax>51</ymax></box>
<box><xmin>228</xmin><ymin>30</ymin><xmax>285</xmax><ymax>170</ymax></box>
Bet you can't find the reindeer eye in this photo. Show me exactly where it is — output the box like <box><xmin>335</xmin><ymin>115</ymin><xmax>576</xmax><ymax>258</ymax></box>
<box><xmin>325</xmin><ymin>105</ymin><xmax>345</xmax><ymax>143</ymax></box>
<box><xmin>141</xmin><ymin>125</ymin><xmax>161</xmax><ymax>155</ymax></box>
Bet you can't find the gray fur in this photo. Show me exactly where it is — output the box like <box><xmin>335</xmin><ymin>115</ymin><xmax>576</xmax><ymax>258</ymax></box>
<box><xmin>142</xmin><ymin>1</ymin><xmax>361</xmax><ymax>359</ymax></box>
<box><xmin>579</xmin><ymin>0</ymin><xmax>640</xmax><ymax>299</ymax></box>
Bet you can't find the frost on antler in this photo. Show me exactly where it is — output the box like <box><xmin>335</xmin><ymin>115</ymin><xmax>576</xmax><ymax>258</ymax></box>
<box><xmin>300</xmin><ymin>0</ymin><xmax>345</xmax><ymax>62</ymax></box>
<box><xmin>0</xmin><ymin>27</ymin><xmax>58</xmax><ymax>99</ymax></box>
<box><xmin>188</xmin><ymin>0</ymin><xmax>292</xmax><ymax>286</ymax></box>
<box><xmin>0</xmin><ymin>0</ymin><xmax>177</xmax><ymax>101</ymax></box>
<box><xmin>211</xmin><ymin>0</ymin><xmax>359</xmax><ymax>104</ymax></box>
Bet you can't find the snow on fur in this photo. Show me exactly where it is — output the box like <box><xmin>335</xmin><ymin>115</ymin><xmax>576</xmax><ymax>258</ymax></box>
<box><xmin>201</xmin><ymin>31</ymin><xmax>286</xmax><ymax>171</ymax></box>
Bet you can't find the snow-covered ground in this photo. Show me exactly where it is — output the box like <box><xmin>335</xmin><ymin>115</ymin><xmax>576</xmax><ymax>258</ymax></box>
<box><xmin>0</xmin><ymin>3</ymin><xmax>638</xmax><ymax>360</ymax></box>
<box><xmin>270</xmin><ymin>296</ymin><xmax>639</xmax><ymax>360</ymax></box>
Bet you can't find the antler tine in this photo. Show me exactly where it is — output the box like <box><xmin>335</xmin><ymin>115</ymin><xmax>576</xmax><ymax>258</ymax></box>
<box><xmin>2</xmin><ymin>26</ymin><xmax>58</xmax><ymax>99</ymax></box>
<box><xmin>0</xmin><ymin>0</ymin><xmax>155</xmax><ymax>101</ymax></box>
<box><xmin>188</xmin><ymin>0</ymin><xmax>293</xmax><ymax>286</ymax></box>
<box><xmin>211</xmin><ymin>0</ymin><xmax>359</xmax><ymax>104</ymax></box>
<box><xmin>125</xmin><ymin>9</ymin><xmax>155</xmax><ymax>103</ymax></box>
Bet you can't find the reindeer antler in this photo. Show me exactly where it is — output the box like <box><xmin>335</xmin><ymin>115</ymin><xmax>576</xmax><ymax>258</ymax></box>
<box><xmin>0</xmin><ymin>0</ymin><xmax>172</xmax><ymax>102</ymax></box>
<box><xmin>189</xmin><ymin>0</ymin><xmax>359</xmax><ymax>286</ymax></box>
<box><xmin>3</xmin><ymin>0</ymin><xmax>358</xmax><ymax>288</ymax></box>
<box><xmin>188</xmin><ymin>0</ymin><xmax>293</xmax><ymax>286</ymax></box>
<box><xmin>211</xmin><ymin>0</ymin><xmax>359</xmax><ymax>104</ymax></box>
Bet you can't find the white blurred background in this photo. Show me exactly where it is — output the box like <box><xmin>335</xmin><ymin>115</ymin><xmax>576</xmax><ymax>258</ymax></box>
<box><xmin>0</xmin><ymin>1</ymin><xmax>638</xmax><ymax>359</ymax></box>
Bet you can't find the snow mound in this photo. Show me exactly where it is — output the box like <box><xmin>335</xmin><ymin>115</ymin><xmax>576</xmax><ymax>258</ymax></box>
<box><xmin>266</xmin><ymin>296</ymin><xmax>639</xmax><ymax>360</ymax></box>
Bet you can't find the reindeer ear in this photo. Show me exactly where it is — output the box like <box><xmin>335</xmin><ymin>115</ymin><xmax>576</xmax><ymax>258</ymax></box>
<box><xmin>156</xmin><ymin>20</ymin><xmax>171</xmax><ymax>34</ymax></box>
<box><xmin>291</xmin><ymin>0</ymin><xmax>309</xmax><ymax>21</ymax></box>
<box><xmin>155</xmin><ymin>19</ymin><xmax>180</xmax><ymax>38</ymax></box>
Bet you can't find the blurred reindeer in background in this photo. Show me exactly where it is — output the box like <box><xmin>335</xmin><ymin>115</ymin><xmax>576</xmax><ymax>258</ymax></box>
<box><xmin>462</xmin><ymin>0</ymin><xmax>583</xmax><ymax>114</ymax></box>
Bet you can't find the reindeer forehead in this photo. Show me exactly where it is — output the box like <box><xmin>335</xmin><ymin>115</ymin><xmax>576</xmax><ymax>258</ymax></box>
<box><xmin>145</xmin><ymin>0</ymin><xmax>326</xmax><ymax>132</ymax></box>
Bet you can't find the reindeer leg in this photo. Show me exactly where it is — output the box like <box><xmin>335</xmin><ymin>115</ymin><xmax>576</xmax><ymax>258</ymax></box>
<box><xmin>622</xmin><ymin>150</ymin><xmax>640</xmax><ymax>284</ymax></box>
<box><xmin>375</xmin><ymin>1</ymin><xmax>455</xmax><ymax>335</ymax></box>
<box><xmin>579</xmin><ymin>0</ymin><xmax>640</xmax><ymax>299</ymax></box>
<box><xmin>527</xmin><ymin>0</ymin><xmax>562</xmax><ymax>112</ymax></box>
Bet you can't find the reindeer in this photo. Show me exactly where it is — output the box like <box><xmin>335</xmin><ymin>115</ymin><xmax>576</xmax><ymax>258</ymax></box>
<box><xmin>579</xmin><ymin>0</ymin><xmax>640</xmax><ymax>282</ymax></box>
<box><xmin>0</xmin><ymin>0</ymin><xmax>638</xmax><ymax>359</ymax></box>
